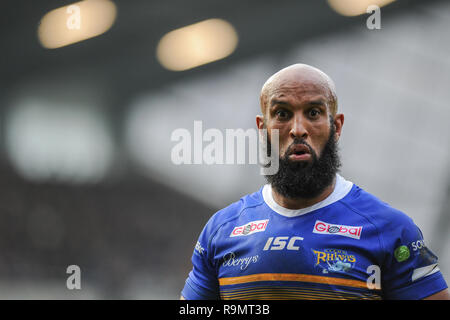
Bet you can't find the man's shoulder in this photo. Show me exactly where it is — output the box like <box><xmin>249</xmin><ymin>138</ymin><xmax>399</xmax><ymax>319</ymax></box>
<box><xmin>212</xmin><ymin>187</ymin><xmax>266</xmax><ymax>223</ymax></box>
<box><xmin>202</xmin><ymin>187</ymin><xmax>266</xmax><ymax>236</ymax></box>
<box><xmin>340</xmin><ymin>183</ymin><xmax>414</xmax><ymax>228</ymax></box>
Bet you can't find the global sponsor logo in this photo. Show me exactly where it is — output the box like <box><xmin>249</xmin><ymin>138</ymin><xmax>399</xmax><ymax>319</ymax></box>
<box><xmin>230</xmin><ymin>219</ymin><xmax>269</xmax><ymax>237</ymax></box>
<box><xmin>312</xmin><ymin>248</ymin><xmax>356</xmax><ymax>274</ymax></box>
<box><xmin>313</xmin><ymin>220</ymin><xmax>363</xmax><ymax>240</ymax></box>
<box><xmin>222</xmin><ymin>252</ymin><xmax>259</xmax><ymax>271</ymax></box>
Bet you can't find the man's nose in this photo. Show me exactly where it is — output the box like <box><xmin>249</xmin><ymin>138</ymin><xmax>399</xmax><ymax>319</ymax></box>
<box><xmin>289</xmin><ymin>114</ymin><xmax>308</xmax><ymax>139</ymax></box>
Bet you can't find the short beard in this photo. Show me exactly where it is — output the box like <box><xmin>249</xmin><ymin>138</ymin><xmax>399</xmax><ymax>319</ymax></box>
<box><xmin>265</xmin><ymin>119</ymin><xmax>341</xmax><ymax>199</ymax></box>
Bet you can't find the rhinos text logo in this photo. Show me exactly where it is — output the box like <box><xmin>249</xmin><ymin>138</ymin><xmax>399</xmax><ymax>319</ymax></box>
<box><xmin>312</xmin><ymin>248</ymin><xmax>356</xmax><ymax>274</ymax></box>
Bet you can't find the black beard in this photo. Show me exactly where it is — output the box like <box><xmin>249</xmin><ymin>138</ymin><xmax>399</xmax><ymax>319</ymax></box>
<box><xmin>265</xmin><ymin>123</ymin><xmax>341</xmax><ymax>199</ymax></box>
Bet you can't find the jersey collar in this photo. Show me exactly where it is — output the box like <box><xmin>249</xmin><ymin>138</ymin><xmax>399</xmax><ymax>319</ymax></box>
<box><xmin>262</xmin><ymin>174</ymin><xmax>353</xmax><ymax>218</ymax></box>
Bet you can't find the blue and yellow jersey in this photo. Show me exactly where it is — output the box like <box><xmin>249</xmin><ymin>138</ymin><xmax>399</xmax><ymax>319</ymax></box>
<box><xmin>181</xmin><ymin>175</ymin><xmax>447</xmax><ymax>300</ymax></box>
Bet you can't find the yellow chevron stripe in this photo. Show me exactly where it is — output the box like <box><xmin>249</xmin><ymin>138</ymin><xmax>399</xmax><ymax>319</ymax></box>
<box><xmin>221</xmin><ymin>288</ymin><xmax>381</xmax><ymax>300</ymax></box>
<box><xmin>222</xmin><ymin>291</ymin><xmax>381</xmax><ymax>300</ymax></box>
<box><xmin>219</xmin><ymin>284</ymin><xmax>382</xmax><ymax>300</ymax></box>
<box><xmin>223</xmin><ymin>293</ymin><xmax>350</xmax><ymax>300</ymax></box>
<box><xmin>223</xmin><ymin>292</ymin><xmax>357</xmax><ymax>300</ymax></box>
<box><xmin>221</xmin><ymin>289</ymin><xmax>380</xmax><ymax>300</ymax></box>
<box><xmin>228</xmin><ymin>295</ymin><xmax>345</xmax><ymax>300</ymax></box>
<box><xmin>219</xmin><ymin>273</ymin><xmax>370</xmax><ymax>289</ymax></box>
<box><xmin>221</xmin><ymin>285</ymin><xmax>379</xmax><ymax>296</ymax></box>
<box><xmin>222</xmin><ymin>292</ymin><xmax>379</xmax><ymax>300</ymax></box>
<box><xmin>222</xmin><ymin>288</ymin><xmax>355</xmax><ymax>299</ymax></box>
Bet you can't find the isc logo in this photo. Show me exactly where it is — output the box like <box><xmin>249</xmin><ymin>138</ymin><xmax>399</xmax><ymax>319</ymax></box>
<box><xmin>263</xmin><ymin>236</ymin><xmax>304</xmax><ymax>251</ymax></box>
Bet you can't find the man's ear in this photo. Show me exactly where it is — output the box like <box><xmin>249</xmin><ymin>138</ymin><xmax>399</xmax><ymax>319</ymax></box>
<box><xmin>256</xmin><ymin>115</ymin><xmax>265</xmax><ymax>130</ymax></box>
<box><xmin>333</xmin><ymin>113</ymin><xmax>344</xmax><ymax>141</ymax></box>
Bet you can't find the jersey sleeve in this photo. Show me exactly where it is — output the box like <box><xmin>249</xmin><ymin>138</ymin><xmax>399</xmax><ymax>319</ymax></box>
<box><xmin>181</xmin><ymin>218</ymin><xmax>220</xmax><ymax>300</ymax></box>
<box><xmin>380</xmin><ymin>212</ymin><xmax>448</xmax><ymax>299</ymax></box>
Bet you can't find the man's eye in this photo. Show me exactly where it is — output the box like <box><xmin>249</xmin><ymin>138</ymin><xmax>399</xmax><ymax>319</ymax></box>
<box><xmin>275</xmin><ymin>110</ymin><xmax>289</xmax><ymax>119</ymax></box>
<box><xmin>309</xmin><ymin>109</ymin><xmax>321</xmax><ymax>118</ymax></box>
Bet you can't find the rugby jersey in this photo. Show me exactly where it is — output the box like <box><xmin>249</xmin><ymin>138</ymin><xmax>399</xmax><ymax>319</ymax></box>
<box><xmin>181</xmin><ymin>174</ymin><xmax>447</xmax><ymax>300</ymax></box>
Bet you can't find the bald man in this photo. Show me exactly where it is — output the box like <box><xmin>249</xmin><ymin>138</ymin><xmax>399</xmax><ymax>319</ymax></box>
<box><xmin>180</xmin><ymin>64</ymin><xmax>449</xmax><ymax>300</ymax></box>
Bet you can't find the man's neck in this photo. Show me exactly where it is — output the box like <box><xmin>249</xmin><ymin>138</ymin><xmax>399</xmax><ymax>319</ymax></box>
<box><xmin>271</xmin><ymin>176</ymin><xmax>336</xmax><ymax>210</ymax></box>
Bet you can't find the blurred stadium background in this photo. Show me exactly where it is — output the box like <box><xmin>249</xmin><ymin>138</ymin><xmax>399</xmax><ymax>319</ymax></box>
<box><xmin>0</xmin><ymin>0</ymin><xmax>449</xmax><ymax>299</ymax></box>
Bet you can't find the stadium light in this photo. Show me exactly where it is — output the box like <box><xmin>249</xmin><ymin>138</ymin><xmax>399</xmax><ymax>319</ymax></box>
<box><xmin>38</xmin><ymin>0</ymin><xmax>117</xmax><ymax>49</ymax></box>
<box><xmin>327</xmin><ymin>0</ymin><xmax>396</xmax><ymax>16</ymax></box>
<box><xmin>156</xmin><ymin>18</ymin><xmax>238</xmax><ymax>71</ymax></box>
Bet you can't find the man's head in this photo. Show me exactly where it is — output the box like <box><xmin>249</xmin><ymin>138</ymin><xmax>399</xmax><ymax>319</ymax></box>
<box><xmin>256</xmin><ymin>64</ymin><xmax>344</xmax><ymax>199</ymax></box>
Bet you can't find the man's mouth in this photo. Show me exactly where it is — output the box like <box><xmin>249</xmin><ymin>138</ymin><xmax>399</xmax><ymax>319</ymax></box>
<box><xmin>287</xmin><ymin>144</ymin><xmax>311</xmax><ymax>161</ymax></box>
